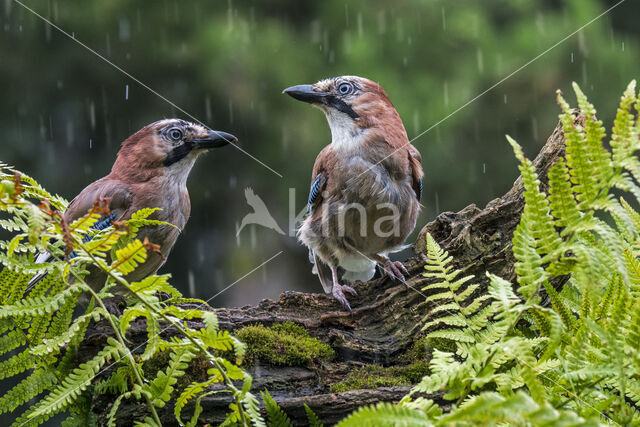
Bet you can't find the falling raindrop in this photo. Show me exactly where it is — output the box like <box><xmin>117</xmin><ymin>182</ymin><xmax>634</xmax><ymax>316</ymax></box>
<box><xmin>357</xmin><ymin>12</ymin><xmax>363</xmax><ymax>37</ymax></box>
<box><xmin>227</xmin><ymin>0</ymin><xmax>234</xmax><ymax>32</ymax></box>
<box><xmin>396</xmin><ymin>17</ymin><xmax>403</xmax><ymax>41</ymax></box>
<box><xmin>570</xmin><ymin>52</ymin><xmax>574</xmax><ymax>63</ymax></box>
<box><xmin>622</xmin><ymin>41</ymin><xmax>625</xmax><ymax>51</ymax></box>
<box><xmin>89</xmin><ymin>101</ymin><xmax>96</xmax><ymax>130</ymax></box>
<box><xmin>535</xmin><ymin>12</ymin><xmax>545</xmax><ymax>34</ymax></box>
<box><xmin>125</xmin><ymin>84</ymin><xmax>129</xmax><ymax>100</ymax></box>
<box><xmin>377</xmin><ymin>10</ymin><xmax>386</xmax><ymax>34</ymax></box>
<box><xmin>483</xmin><ymin>163</ymin><xmax>486</xmax><ymax>174</ymax></box>
<box><xmin>105</xmin><ymin>33</ymin><xmax>111</xmax><ymax>56</ymax></box>
<box><xmin>205</xmin><ymin>95</ymin><xmax>212</xmax><ymax>122</ymax></box>
<box><xmin>441</xmin><ymin>7</ymin><xmax>446</xmax><ymax>31</ymax></box>
<box><xmin>57</xmin><ymin>80</ymin><xmax>63</xmax><ymax>89</ymax></box>
<box><xmin>39</xmin><ymin>115</ymin><xmax>46</xmax><ymax>139</ymax></box>
<box><xmin>118</xmin><ymin>18</ymin><xmax>131</xmax><ymax>42</ymax></box>
<box><xmin>344</xmin><ymin>3</ymin><xmax>349</xmax><ymax>27</ymax></box>
<box><xmin>443</xmin><ymin>81</ymin><xmax>449</xmax><ymax>108</ymax></box>
<box><xmin>476</xmin><ymin>48</ymin><xmax>484</xmax><ymax>73</ymax></box>
<box><xmin>89</xmin><ymin>139</ymin><xmax>92</xmax><ymax>149</ymax></box>
<box><xmin>435</xmin><ymin>192</ymin><xmax>440</xmax><ymax>214</ymax></box>
<box><xmin>531</xmin><ymin>115</ymin><xmax>539</xmax><ymax>141</ymax></box>
<box><xmin>188</xmin><ymin>270</ymin><xmax>196</xmax><ymax>297</ymax></box>
<box><xmin>66</xmin><ymin>120</ymin><xmax>74</xmax><ymax>147</ymax></box>
<box><xmin>250</xmin><ymin>224</ymin><xmax>257</xmax><ymax>249</ymax></box>
<box><xmin>504</xmin><ymin>94</ymin><xmax>507</xmax><ymax>104</ymax></box>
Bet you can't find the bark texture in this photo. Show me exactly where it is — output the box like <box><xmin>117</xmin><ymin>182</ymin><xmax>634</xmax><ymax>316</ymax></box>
<box><xmin>90</xmin><ymin>118</ymin><xmax>577</xmax><ymax>426</ymax></box>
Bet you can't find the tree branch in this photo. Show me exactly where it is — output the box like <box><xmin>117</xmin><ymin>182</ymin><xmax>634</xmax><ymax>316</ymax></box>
<box><xmin>89</xmin><ymin>117</ymin><xmax>579</xmax><ymax>426</ymax></box>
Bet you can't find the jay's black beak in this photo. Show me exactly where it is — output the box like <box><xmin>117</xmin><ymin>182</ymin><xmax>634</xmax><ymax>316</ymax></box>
<box><xmin>190</xmin><ymin>130</ymin><xmax>236</xmax><ymax>149</ymax></box>
<box><xmin>283</xmin><ymin>84</ymin><xmax>327</xmax><ymax>104</ymax></box>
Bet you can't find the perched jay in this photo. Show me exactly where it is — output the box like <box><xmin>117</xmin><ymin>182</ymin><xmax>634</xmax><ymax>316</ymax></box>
<box><xmin>30</xmin><ymin>119</ymin><xmax>235</xmax><ymax>291</ymax></box>
<box><xmin>284</xmin><ymin>76</ymin><xmax>423</xmax><ymax>310</ymax></box>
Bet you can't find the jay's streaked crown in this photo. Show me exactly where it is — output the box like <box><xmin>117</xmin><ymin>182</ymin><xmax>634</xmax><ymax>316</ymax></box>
<box><xmin>111</xmin><ymin>119</ymin><xmax>236</xmax><ymax>183</ymax></box>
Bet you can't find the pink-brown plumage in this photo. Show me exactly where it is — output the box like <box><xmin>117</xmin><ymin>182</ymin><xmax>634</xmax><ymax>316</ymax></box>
<box><xmin>32</xmin><ymin>119</ymin><xmax>235</xmax><ymax>291</ymax></box>
<box><xmin>285</xmin><ymin>76</ymin><xmax>423</xmax><ymax>310</ymax></box>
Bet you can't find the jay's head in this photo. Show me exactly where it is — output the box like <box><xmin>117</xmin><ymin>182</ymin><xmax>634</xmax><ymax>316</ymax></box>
<box><xmin>283</xmin><ymin>76</ymin><xmax>407</xmax><ymax>146</ymax></box>
<box><xmin>111</xmin><ymin>119</ymin><xmax>235</xmax><ymax>182</ymax></box>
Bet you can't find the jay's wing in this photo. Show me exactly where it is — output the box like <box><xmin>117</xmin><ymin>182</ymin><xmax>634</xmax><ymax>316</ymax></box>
<box><xmin>312</xmin><ymin>252</ymin><xmax>334</xmax><ymax>294</ymax></box>
<box><xmin>307</xmin><ymin>173</ymin><xmax>327</xmax><ymax>214</ymax></box>
<box><xmin>307</xmin><ymin>147</ymin><xmax>331</xmax><ymax>214</ymax></box>
<box><xmin>64</xmin><ymin>178</ymin><xmax>133</xmax><ymax>224</ymax></box>
<box><xmin>408</xmin><ymin>144</ymin><xmax>424</xmax><ymax>202</ymax></box>
<box><xmin>28</xmin><ymin>179</ymin><xmax>133</xmax><ymax>291</ymax></box>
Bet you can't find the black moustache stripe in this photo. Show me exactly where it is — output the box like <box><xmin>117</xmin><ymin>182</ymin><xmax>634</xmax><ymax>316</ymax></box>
<box><xmin>327</xmin><ymin>96</ymin><xmax>359</xmax><ymax>119</ymax></box>
<box><xmin>164</xmin><ymin>143</ymin><xmax>193</xmax><ymax>166</ymax></box>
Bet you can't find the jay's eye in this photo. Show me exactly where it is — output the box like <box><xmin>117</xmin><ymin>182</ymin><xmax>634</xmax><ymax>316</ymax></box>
<box><xmin>338</xmin><ymin>82</ymin><xmax>353</xmax><ymax>95</ymax></box>
<box><xmin>168</xmin><ymin>127</ymin><xmax>183</xmax><ymax>141</ymax></box>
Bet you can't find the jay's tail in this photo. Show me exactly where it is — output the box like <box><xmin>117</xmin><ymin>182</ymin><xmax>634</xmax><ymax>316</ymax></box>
<box><xmin>310</xmin><ymin>251</ymin><xmax>334</xmax><ymax>294</ymax></box>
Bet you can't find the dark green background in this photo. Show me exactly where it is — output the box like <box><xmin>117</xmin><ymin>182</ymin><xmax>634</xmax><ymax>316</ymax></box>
<box><xmin>1</xmin><ymin>0</ymin><xmax>638</xmax><ymax>307</ymax></box>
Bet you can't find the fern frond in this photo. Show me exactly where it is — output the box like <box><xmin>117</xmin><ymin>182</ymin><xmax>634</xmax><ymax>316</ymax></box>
<box><xmin>0</xmin><ymin>368</ymin><xmax>57</xmax><ymax>414</ymax></box>
<box><xmin>304</xmin><ymin>404</ymin><xmax>323</xmax><ymax>427</ymax></box>
<box><xmin>335</xmin><ymin>402</ymin><xmax>432</xmax><ymax>426</ymax></box>
<box><xmin>111</xmin><ymin>239</ymin><xmax>147</xmax><ymax>274</ymax></box>
<box><xmin>175</xmin><ymin>376</ymin><xmax>221</xmax><ymax>425</ymax></box>
<box><xmin>29</xmin><ymin>341</ymin><xmax>120</xmax><ymax>419</ymax></box>
<box><xmin>148</xmin><ymin>347</ymin><xmax>196</xmax><ymax>408</ymax></box>
<box><xmin>0</xmin><ymin>349</ymin><xmax>38</xmax><ymax>380</ymax></box>
<box><xmin>0</xmin><ymin>286</ymin><xmax>82</xmax><ymax>319</ymax></box>
<box><xmin>262</xmin><ymin>389</ymin><xmax>293</xmax><ymax>427</ymax></box>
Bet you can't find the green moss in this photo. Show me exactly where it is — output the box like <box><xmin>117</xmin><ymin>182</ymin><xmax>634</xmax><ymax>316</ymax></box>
<box><xmin>402</xmin><ymin>337</ymin><xmax>430</xmax><ymax>362</ymax></box>
<box><xmin>330</xmin><ymin>361</ymin><xmax>430</xmax><ymax>393</ymax></box>
<box><xmin>235</xmin><ymin>322</ymin><xmax>334</xmax><ymax>366</ymax></box>
<box><xmin>426</xmin><ymin>336</ymin><xmax>457</xmax><ymax>354</ymax></box>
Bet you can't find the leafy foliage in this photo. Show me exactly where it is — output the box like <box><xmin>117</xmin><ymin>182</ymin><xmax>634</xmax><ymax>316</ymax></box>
<box><xmin>0</xmin><ymin>164</ymin><xmax>263</xmax><ymax>426</ymax></box>
<box><xmin>336</xmin><ymin>82</ymin><xmax>640</xmax><ymax>424</ymax></box>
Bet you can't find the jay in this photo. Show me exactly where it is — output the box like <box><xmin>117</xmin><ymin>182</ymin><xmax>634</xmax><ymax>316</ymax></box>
<box><xmin>284</xmin><ymin>76</ymin><xmax>423</xmax><ymax>310</ymax></box>
<box><xmin>31</xmin><ymin>119</ymin><xmax>235</xmax><ymax>291</ymax></box>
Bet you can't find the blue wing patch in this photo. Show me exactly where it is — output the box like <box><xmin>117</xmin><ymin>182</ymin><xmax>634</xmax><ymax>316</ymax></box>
<box><xmin>308</xmin><ymin>174</ymin><xmax>327</xmax><ymax>214</ymax></box>
<box><xmin>69</xmin><ymin>213</ymin><xmax>117</xmax><ymax>258</ymax></box>
<box><xmin>418</xmin><ymin>178</ymin><xmax>423</xmax><ymax>202</ymax></box>
<box><xmin>82</xmin><ymin>213</ymin><xmax>117</xmax><ymax>242</ymax></box>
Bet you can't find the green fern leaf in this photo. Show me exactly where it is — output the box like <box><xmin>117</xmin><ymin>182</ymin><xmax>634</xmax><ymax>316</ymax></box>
<box><xmin>262</xmin><ymin>389</ymin><xmax>293</xmax><ymax>427</ymax></box>
<box><xmin>0</xmin><ymin>368</ymin><xmax>57</xmax><ymax>414</ymax></box>
<box><xmin>304</xmin><ymin>404</ymin><xmax>323</xmax><ymax>427</ymax></box>
<box><xmin>29</xmin><ymin>342</ymin><xmax>120</xmax><ymax>418</ymax></box>
<box><xmin>112</xmin><ymin>239</ymin><xmax>147</xmax><ymax>274</ymax></box>
<box><xmin>335</xmin><ymin>402</ymin><xmax>431</xmax><ymax>426</ymax></box>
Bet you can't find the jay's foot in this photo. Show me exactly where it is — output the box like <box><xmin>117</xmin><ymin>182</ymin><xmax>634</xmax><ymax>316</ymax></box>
<box><xmin>382</xmin><ymin>260</ymin><xmax>409</xmax><ymax>282</ymax></box>
<box><xmin>332</xmin><ymin>284</ymin><xmax>358</xmax><ymax>311</ymax></box>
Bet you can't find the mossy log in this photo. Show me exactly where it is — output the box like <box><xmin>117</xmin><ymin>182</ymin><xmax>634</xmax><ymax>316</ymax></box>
<box><xmin>89</xmin><ymin>117</ymin><xmax>577</xmax><ymax>426</ymax></box>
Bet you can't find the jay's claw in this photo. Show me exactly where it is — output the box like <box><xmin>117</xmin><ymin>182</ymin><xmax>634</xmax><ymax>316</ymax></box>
<box><xmin>342</xmin><ymin>285</ymin><xmax>358</xmax><ymax>297</ymax></box>
<box><xmin>332</xmin><ymin>284</ymin><xmax>355</xmax><ymax>311</ymax></box>
<box><xmin>383</xmin><ymin>260</ymin><xmax>408</xmax><ymax>283</ymax></box>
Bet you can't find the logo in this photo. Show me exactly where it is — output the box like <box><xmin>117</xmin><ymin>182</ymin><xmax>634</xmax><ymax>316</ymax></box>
<box><xmin>237</xmin><ymin>188</ymin><xmax>285</xmax><ymax>236</ymax></box>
